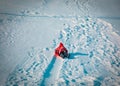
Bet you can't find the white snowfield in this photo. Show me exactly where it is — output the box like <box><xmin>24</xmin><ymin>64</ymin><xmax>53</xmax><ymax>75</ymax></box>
<box><xmin>3</xmin><ymin>17</ymin><xmax>120</xmax><ymax>86</ymax></box>
<box><xmin>0</xmin><ymin>0</ymin><xmax>120</xmax><ymax>86</ymax></box>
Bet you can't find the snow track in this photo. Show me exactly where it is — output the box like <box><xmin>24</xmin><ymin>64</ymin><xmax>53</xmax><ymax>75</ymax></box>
<box><xmin>40</xmin><ymin>57</ymin><xmax>64</xmax><ymax>86</ymax></box>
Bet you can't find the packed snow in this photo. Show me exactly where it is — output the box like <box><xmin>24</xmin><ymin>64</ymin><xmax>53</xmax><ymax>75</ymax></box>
<box><xmin>0</xmin><ymin>0</ymin><xmax>120</xmax><ymax>86</ymax></box>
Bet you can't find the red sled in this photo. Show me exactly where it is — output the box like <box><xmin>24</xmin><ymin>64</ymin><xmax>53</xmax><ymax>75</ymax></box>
<box><xmin>54</xmin><ymin>42</ymin><xmax>69</xmax><ymax>59</ymax></box>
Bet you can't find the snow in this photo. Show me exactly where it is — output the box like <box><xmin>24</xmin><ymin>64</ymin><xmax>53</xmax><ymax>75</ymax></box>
<box><xmin>0</xmin><ymin>0</ymin><xmax>120</xmax><ymax>86</ymax></box>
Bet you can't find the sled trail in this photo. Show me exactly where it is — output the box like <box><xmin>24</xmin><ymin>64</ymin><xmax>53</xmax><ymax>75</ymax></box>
<box><xmin>40</xmin><ymin>57</ymin><xmax>64</xmax><ymax>86</ymax></box>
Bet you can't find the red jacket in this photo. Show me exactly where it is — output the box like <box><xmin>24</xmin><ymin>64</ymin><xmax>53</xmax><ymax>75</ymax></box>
<box><xmin>54</xmin><ymin>42</ymin><xmax>68</xmax><ymax>57</ymax></box>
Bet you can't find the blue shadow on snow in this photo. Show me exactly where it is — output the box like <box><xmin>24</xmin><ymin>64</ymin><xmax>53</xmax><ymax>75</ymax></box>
<box><xmin>69</xmin><ymin>52</ymin><xmax>89</xmax><ymax>59</ymax></box>
<box><xmin>40</xmin><ymin>56</ymin><xmax>56</xmax><ymax>86</ymax></box>
<box><xmin>93</xmin><ymin>76</ymin><xmax>104</xmax><ymax>86</ymax></box>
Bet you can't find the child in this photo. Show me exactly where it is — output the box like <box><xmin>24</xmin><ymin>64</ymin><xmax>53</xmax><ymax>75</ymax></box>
<box><xmin>54</xmin><ymin>42</ymin><xmax>69</xmax><ymax>58</ymax></box>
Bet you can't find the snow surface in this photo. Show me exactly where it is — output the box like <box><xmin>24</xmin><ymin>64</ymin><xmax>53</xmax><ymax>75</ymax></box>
<box><xmin>3</xmin><ymin>18</ymin><xmax>120</xmax><ymax>86</ymax></box>
<box><xmin>0</xmin><ymin>0</ymin><xmax>120</xmax><ymax>86</ymax></box>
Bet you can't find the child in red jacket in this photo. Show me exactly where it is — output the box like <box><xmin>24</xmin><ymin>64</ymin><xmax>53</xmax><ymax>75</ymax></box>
<box><xmin>54</xmin><ymin>42</ymin><xmax>69</xmax><ymax>58</ymax></box>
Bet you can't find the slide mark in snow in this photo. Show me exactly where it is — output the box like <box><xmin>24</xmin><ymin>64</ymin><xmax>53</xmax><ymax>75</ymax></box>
<box><xmin>40</xmin><ymin>57</ymin><xmax>64</xmax><ymax>86</ymax></box>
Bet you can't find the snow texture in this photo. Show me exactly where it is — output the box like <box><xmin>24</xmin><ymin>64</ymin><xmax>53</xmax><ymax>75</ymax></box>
<box><xmin>0</xmin><ymin>0</ymin><xmax>120</xmax><ymax>86</ymax></box>
<box><xmin>5</xmin><ymin>18</ymin><xmax>120</xmax><ymax>86</ymax></box>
